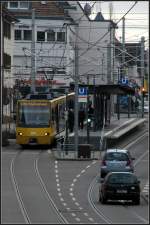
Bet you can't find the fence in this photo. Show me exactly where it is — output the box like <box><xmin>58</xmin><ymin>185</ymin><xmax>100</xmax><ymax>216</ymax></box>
<box><xmin>53</xmin><ymin>138</ymin><xmax>100</xmax><ymax>160</ymax></box>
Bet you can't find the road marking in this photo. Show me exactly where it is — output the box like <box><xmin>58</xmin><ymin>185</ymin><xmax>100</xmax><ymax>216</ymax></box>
<box><xmin>76</xmin><ymin>174</ymin><xmax>80</xmax><ymax>178</ymax></box>
<box><xmin>75</xmin><ymin>202</ymin><xmax>80</xmax><ymax>206</ymax></box>
<box><xmin>75</xmin><ymin>217</ymin><xmax>81</xmax><ymax>222</ymax></box>
<box><xmin>69</xmin><ymin>193</ymin><xmax>73</xmax><ymax>196</ymax></box>
<box><xmin>88</xmin><ymin>217</ymin><xmax>94</xmax><ymax>222</ymax></box>
<box><xmin>71</xmin><ymin>213</ymin><xmax>76</xmax><ymax>217</ymax></box>
<box><xmin>86</xmin><ymin>165</ymin><xmax>91</xmax><ymax>168</ymax></box>
<box><xmin>62</xmin><ymin>202</ymin><xmax>67</xmax><ymax>206</ymax></box>
<box><xmin>72</xmin><ymin>197</ymin><xmax>76</xmax><ymax>201</ymax></box>
<box><xmin>57</xmin><ymin>188</ymin><xmax>61</xmax><ymax>192</ymax></box>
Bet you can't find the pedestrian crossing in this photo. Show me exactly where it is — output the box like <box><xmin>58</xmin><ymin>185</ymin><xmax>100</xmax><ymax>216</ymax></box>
<box><xmin>142</xmin><ymin>182</ymin><xmax>149</xmax><ymax>197</ymax></box>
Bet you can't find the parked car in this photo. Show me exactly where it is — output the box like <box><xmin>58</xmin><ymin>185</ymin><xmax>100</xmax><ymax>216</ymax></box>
<box><xmin>144</xmin><ymin>101</ymin><xmax>149</xmax><ymax>113</ymax></box>
<box><xmin>100</xmin><ymin>149</ymin><xmax>135</xmax><ymax>178</ymax></box>
<box><xmin>138</xmin><ymin>100</ymin><xmax>149</xmax><ymax>113</ymax></box>
<box><xmin>99</xmin><ymin>172</ymin><xmax>140</xmax><ymax>205</ymax></box>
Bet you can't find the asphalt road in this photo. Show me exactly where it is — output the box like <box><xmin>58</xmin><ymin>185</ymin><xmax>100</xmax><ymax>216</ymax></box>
<box><xmin>1</xmin><ymin>126</ymin><xmax>149</xmax><ymax>224</ymax></box>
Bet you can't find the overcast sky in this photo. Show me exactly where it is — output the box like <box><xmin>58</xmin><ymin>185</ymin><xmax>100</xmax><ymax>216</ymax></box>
<box><xmin>80</xmin><ymin>1</ymin><xmax>149</xmax><ymax>48</ymax></box>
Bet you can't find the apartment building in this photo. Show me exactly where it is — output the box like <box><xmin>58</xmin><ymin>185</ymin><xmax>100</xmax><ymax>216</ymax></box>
<box><xmin>1</xmin><ymin>4</ymin><xmax>18</xmax><ymax>121</ymax></box>
<box><xmin>5</xmin><ymin>1</ymin><xmax>77</xmax><ymax>89</ymax></box>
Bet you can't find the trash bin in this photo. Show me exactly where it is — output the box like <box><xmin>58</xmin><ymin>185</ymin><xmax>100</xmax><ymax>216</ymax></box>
<box><xmin>78</xmin><ymin>144</ymin><xmax>92</xmax><ymax>158</ymax></box>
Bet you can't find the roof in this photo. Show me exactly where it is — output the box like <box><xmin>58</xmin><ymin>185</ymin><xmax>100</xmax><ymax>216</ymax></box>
<box><xmin>1</xmin><ymin>6</ymin><xmax>19</xmax><ymax>23</ymax></box>
<box><xmin>79</xmin><ymin>84</ymin><xmax>135</xmax><ymax>95</ymax></box>
<box><xmin>94</xmin><ymin>12</ymin><xmax>105</xmax><ymax>21</ymax></box>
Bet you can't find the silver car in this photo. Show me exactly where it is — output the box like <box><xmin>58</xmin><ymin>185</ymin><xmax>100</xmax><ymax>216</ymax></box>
<box><xmin>100</xmin><ymin>149</ymin><xmax>135</xmax><ymax>178</ymax></box>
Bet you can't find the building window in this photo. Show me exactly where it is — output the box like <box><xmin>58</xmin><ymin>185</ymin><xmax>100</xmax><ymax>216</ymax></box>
<box><xmin>57</xmin><ymin>32</ymin><xmax>65</xmax><ymax>42</ymax></box>
<box><xmin>9</xmin><ymin>1</ymin><xmax>18</xmax><ymax>8</ymax></box>
<box><xmin>20</xmin><ymin>1</ymin><xmax>29</xmax><ymax>9</ymax></box>
<box><xmin>4</xmin><ymin>21</ymin><xmax>11</xmax><ymax>39</ymax></box>
<box><xmin>37</xmin><ymin>31</ymin><xmax>45</xmax><ymax>41</ymax></box>
<box><xmin>15</xmin><ymin>30</ymin><xmax>21</xmax><ymax>40</ymax></box>
<box><xmin>24</xmin><ymin>30</ymin><xmax>32</xmax><ymax>40</ymax></box>
<box><xmin>3</xmin><ymin>53</ymin><xmax>11</xmax><ymax>69</ymax></box>
<box><xmin>8</xmin><ymin>1</ymin><xmax>29</xmax><ymax>9</ymax></box>
<box><xmin>47</xmin><ymin>31</ymin><xmax>55</xmax><ymax>41</ymax></box>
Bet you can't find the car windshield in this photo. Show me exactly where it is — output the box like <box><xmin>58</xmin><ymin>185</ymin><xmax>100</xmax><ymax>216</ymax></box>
<box><xmin>105</xmin><ymin>152</ymin><xmax>128</xmax><ymax>161</ymax></box>
<box><xmin>108</xmin><ymin>173</ymin><xmax>137</xmax><ymax>184</ymax></box>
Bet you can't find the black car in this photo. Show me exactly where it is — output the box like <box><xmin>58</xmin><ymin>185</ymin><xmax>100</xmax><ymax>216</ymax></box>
<box><xmin>99</xmin><ymin>172</ymin><xmax>140</xmax><ymax>205</ymax></box>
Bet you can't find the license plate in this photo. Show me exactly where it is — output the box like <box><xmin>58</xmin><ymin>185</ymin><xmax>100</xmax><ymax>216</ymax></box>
<box><xmin>116</xmin><ymin>190</ymin><xmax>127</xmax><ymax>193</ymax></box>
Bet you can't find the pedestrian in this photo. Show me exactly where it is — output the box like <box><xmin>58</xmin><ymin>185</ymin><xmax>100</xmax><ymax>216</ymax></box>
<box><xmin>88</xmin><ymin>104</ymin><xmax>94</xmax><ymax>119</ymax></box>
<box><xmin>68</xmin><ymin>108</ymin><xmax>74</xmax><ymax>133</ymax></box>
<box><xmin>78</xmin><ymin>107</ymin><xmax>85</xmax><ymax>129</ymax></box>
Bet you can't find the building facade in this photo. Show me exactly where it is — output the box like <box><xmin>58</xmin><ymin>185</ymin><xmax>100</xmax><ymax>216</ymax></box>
<box><xmin>1</xmin><ymin>4</ymin><xmax>18</xmax><ymax>122</ymax></box>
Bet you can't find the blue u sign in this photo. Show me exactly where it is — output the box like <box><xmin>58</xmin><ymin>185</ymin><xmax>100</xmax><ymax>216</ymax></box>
<box><xmin>78</xmin><ymin>87</ymin><xmax>87</xmax><ymax>96</ymax></box>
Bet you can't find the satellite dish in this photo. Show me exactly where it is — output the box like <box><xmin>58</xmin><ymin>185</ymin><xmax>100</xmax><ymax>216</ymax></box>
<box><xmin>84</xmin><ymin>3</ymin><xmax>91</xmax><ymax>15</ymax></box>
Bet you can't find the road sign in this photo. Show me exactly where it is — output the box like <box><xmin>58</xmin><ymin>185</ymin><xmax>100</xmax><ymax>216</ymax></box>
<box><xmin>78</xmin><ymin>87</ymin><xmax>87</xmax><ymax>102</ymax></box>
<box><xmin>119</xmin><ymin>77</ymin><xmax>128</xmax><ymax>85</ymax></box>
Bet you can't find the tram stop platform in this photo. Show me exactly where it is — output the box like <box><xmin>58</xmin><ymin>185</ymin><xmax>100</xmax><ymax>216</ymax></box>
<box><xmin>53</xmin><ymin>114</ymin><xmax>147</xmax><ymax>160</ymax></box>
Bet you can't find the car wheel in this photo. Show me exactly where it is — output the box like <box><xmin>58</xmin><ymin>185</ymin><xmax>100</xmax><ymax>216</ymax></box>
<box><xmin>133</xmin><ymin>197</ymin><xmax>140</xmax><ymax>205</ymax></box>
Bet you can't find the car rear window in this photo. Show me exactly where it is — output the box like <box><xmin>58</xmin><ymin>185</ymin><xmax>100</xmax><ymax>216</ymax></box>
<box><xmin>104</xmin><ymin>152</ymin><xmax>129</xmax><ymax>161</ymax></box>
<box><xmin>108</xmin><ymin>174</ymin><xmax>137</xmax><ymax>184</ymax></box>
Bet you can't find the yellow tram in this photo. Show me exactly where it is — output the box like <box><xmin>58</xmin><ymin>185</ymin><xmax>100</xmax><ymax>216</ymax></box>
<box><xmin>16</xmin><ymin>92</ymin><xmax>75</xmax><ymax>147</ymax></box>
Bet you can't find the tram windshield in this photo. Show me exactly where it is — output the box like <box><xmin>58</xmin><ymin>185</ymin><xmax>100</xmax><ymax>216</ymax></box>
<box><xmin>18</xmin><ymin>103</ymin><xmax>50</xmax><ymax>127</ymax></box>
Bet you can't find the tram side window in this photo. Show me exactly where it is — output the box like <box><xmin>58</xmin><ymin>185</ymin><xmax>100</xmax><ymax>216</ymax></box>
<box><xmin>52</xmin><ymin>108</ymin><xmax>55</xmax><ymax>122</ymax></box>
<box><xmin>58</xmin><ymin>102</ymin><xmax>66</xmax><ymax>132</ymax></box>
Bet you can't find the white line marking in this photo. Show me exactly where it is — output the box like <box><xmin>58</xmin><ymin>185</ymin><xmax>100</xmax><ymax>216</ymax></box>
<box><xmin>81</xmin><ymin>170</ymin><xmax>85</xmax><ymax>173</ymax></box>
<box><xmin>55</xmin><ymin>169</ymin><xmax>59</xmax><ymax>173</ymax></box>
<box><xmin>57</xmin><ymin>188</ymin><xmax>61</xmax><ymax>192</ymax></box>
<box><xmin>72</xmin><ymin>197</ymin><xmax>76</xmax><ymax>201</ymax></box>
<box><xmin>60</xmin><ymin>198</ymin><xmax>64</xmax><ymax>202</ymax></box>
<box><xmin>56</xmin><ymin>179</ymin><xmax>59</xmax><ymax>183</ymax></box>
<box><xmin>76</xmin><ymin>174</ymin><xmax>80</xmax><ymax>178</ymax></box>
<box><xmin>58</xmin><ymin>193</ymin><xmax>62</xmax><ymax>196</ymax></box>
<box><xmin>88</xmin><ymin>217</ymin><xmax>94</xmax><ymax>222</ymax></box>
<box><xmin>86</xmin><ymin>165</ymin><xmax>90</xmax><ymax>168</ymax></box>
<box><xmin>56</xmin><ymin>183</ymin><xmax>60</xmax><ymax>187</ymax></box>
<box><xmin>69</xmin><ymin>193</ymin><xmax>74</xmax><ymax>196</ymax></box>
<box><xmin>75</xmin><ymin>217</ymin><xmax>81</xmax><ymax>222</ymax></box>
<box><xmin>84</xmin><ymin>212</ymin><xmax>89</xmax><ymax>216</ymax></box>
<box><xmin>70</xmin><ymin>188</ymin><xmax>73</xmax><ymax>191</ymax></box>
<box><xmin>71</xmin><ymin>213</ymin><xmax>76</xmax><ymax>217</ymax></box>
<box><xmin>63</xmin><ymin>202</ymin><xmax>67</xmax><ymax>206</ymax></box>
<box><xmin>75</xmin><ymin>202</ymin><xmax>80</xmax><ymax>206</ymax></box>
<box><xmin>73</xmin><ymin>178</ymin><xmax>77</xmax><ymax>182</ymax></box>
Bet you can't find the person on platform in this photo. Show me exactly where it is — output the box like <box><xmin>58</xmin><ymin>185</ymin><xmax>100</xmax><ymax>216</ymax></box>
<box><xmin>68</xmin><ymin>108</ymin><xmax>74</xmax><ymax>133</ymax></box>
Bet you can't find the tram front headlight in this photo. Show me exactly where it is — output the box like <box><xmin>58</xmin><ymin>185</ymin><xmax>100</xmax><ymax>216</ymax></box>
<box><xmin>44</xmin><ymin>132</ymin><xmax>49</xmax><ymax>136</ymax></box>
<box><xmin>18</xmin><ymin>132</ymin><xmax>23</xmax><ymax>136</ymax></box>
